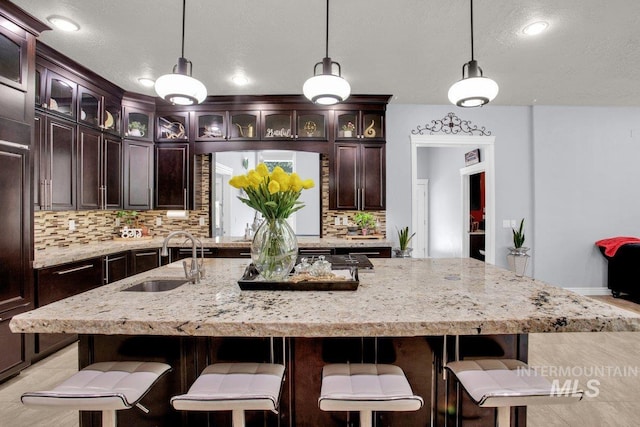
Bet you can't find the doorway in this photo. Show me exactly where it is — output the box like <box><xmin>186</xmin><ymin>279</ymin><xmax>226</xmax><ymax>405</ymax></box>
<box><xmin>410</xmin><ymin>135</ymin><xmax>495</xmax><ymax>264</ymax></box>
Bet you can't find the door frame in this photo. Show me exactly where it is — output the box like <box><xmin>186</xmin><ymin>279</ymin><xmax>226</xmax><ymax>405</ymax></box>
<box><xmin>460</xmin><ymin>163</ymin><xmax>486</xmax><ymax>260</ymax></box>
<box><xmin>410</xmin><ymin>134</ymin><xmax>496</xmax><ymax>264</ymax></box>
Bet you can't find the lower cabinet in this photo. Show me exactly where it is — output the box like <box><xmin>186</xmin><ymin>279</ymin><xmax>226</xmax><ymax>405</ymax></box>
<box><xmin>104</xmin><ymin>251</ymin><xmax>129</xmax><ymax>284</ymax></box>
<box><xmin>34</xmin><ymin>257</ymin><xmax>103</xmax><ymax>360</ymax></box>
<box><xmin>333</xmin><ymin>246</ymin><xmax>391</xmax><ymax>258</ymax></box>
<box><xmin>130</xmin><ymin>248</ymin><xmax>161</xmax><ymax>275</ymax></box>
<box><xmin>0</xmin><ymin>305</ymin><xmax>34</xmax><ymax>383</ymax></box>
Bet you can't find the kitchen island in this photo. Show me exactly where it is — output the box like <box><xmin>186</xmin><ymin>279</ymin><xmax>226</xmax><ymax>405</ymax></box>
<box><xmin>11</xmin><ymin>258</ymin><xmax>640</xmax><ymax>426</ymax></box>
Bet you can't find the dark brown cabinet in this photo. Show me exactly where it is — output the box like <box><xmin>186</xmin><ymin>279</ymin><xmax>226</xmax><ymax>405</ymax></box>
<box><xmin>130</xmin><ymin>249</ymin><xmax>160</xmax><ymax>275</ymax></box>
<box><xmin>124</xmin><ymin>139</ymin><xmax>154</xmax><ymax>210</ymax></box>
<box><xmin>157</xmin><ymin>112</ymin><xmax>189</xmax><ymax>141</ymax></box>
<box><xmin>35</xmin><ymin>114</ymin><xmax>76</xmax><ymax>210</ymax></box>
<box><xmin>261</xmin><ymin>110</ymin><xmax>329</xmax><ymax>141</ymax></box>
<box><xmin>77</xmin><ymin>126</ymin><xmax>122</xmax><ymax>210</ymax></box>
<box><xmin>334</xmin><ymin>110</ymin><xmax>385</xmax><ymax>141</ymax></box>
<box><xmin>104</xmin><ymin>252</ymin><xmax>129</xmax><ymax>284</ymax></box>
<box><xmin>34</xmin><ymin>257</ymin><xmax>103</xmax><ymax>359</ymax></box>
<box><xmin>42</xmin><ymin>69</ymin><xmax>77</xmax><ymax>119</ymax></box>
<box><xmin>330</xmin><ymin>143</ymin><xmax>385</xmax><ymax>210</ymax></box>
<box><xmin>0</xmin><ymin>141</ymin><xmax>33</xmax><ymax>382</ymax></box>
<box><xmin>155</xmin><ymin>143</ymin><xmax>190</xmax><ymax>209</ymax></box>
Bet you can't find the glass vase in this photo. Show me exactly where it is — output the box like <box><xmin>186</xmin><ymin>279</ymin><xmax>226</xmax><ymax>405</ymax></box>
<box><xmin>251</xmin><ymin>218</ymin><xmax>298</xmax><ymax>280</ymax></box>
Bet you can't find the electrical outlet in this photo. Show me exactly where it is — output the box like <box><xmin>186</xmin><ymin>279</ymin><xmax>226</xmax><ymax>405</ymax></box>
<box><xmin>199</xmin><ymin>217</ymin><xmax>205</xmax><ymax>226</ymax></box>
<box><xmin>155</xmin><ymin>217</ymin><xmax>162</xmax><ymax>226</ymax></box>
<box><xmin>334</xmin><ymin>217</ymin><xmax>340</xmax><ymax>226</ymax></box>
<box><xmin>68</xmin><ymin>219</ymin><xmax>76</xmax><ymax>231</ymax></box>
<box><xmin>502</xmin><ymin>220</ymin><xmax>511</xmax><ymax>228</ymax></box>
<box><xmin>115</xmin><ymin>218</ymin><xmax>121</xmax><ymax>227</ymax></box>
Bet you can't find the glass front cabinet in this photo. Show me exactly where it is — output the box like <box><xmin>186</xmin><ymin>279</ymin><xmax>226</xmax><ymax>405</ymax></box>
<box><xmin>261</xmin><ymin>110</ymin><xmax>328</xmax><ymax>141</ymax></box>
<box><xmin>195</xmin><ymin>112</ymin><xmax>227</xmax><ymax>141</ymax></box>
<box><xmin>125</xmin><ymin>108</ymin><xmax>153</xmax><ymax>141</ymax></box>
<box><xmin>335</xmin><ymin>110</ymin><xmax>384</xmax><ymax>141</ymax></box>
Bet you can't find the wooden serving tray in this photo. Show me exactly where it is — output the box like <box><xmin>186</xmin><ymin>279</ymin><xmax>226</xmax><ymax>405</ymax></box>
<box><xmin>238</xmin><ymin>264</ymin><xmax>359</xmax><ymax>291</ymax></box>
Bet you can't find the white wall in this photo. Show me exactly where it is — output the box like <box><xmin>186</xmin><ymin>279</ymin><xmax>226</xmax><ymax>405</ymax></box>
<box><xmin>532</xmin><ymin>106</ymin><xmax>640</xmax><ymax>289</ymax></box>
<box><xmin>387</xmin><ymin>103</ymin><xmax>640</xmax><ymax>291</ymax></box>
<box><xmin>387</xmin><ymin>104</ymin><xmax>533</xmax><ymax>272</ymax></box>
<box><xmin>419</xmin><ymin>147</ymin><xmax>468</xmax><ymax>257</ymax></box>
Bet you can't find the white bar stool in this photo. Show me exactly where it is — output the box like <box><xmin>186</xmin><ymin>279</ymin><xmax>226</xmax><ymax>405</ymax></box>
<box><xmin>170</xmin><ymin>362</ymin><xmax>285</xmax><ymax>427</ymax></box>
<box><xmin>446</xmin><ymin>359</ymin><xmax>584</xmax><ymax>427</ymax></box>
<box><xmin>318</xmin><ymin>363</ymin><xmax>424</xmax><ymax>427</ymax></box>
<box><xmin>21</xmin><ymin>361</ymin><xmax>171</xmax><ymax>427</ymax></box>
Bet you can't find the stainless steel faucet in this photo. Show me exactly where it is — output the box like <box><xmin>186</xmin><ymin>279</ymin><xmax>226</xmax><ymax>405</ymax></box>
<box><xmin>161</xmin><ymin>231</ymin><xmax>202</xmax><ymax>283</ymax></box>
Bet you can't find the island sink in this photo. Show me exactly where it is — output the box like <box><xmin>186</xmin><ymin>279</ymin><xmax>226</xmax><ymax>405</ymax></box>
<box><xmin>122</xmin><ymin>279</ymin><xmax>190</xmax><ymax>292</ymax></box>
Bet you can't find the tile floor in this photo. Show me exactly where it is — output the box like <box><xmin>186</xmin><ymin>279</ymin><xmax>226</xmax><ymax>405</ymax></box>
<box><xmin>1</xmin><ymin>296</ymin><xmax>639</xmax><ymax>427</ymax></box>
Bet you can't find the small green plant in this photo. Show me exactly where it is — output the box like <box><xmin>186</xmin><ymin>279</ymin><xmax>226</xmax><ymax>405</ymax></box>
<box><xmin>397</xmin><ymin>226</ymin><xmax>416</xmax><ymax>251</ymax></box>
<box><xmin>128</xmin><ymin>121</ymin><xmax>147</xmax><ymax>135</ymax></box>
<box><xmin>116</xmin><ymin>210</ymin><xmax>138</xmax><ymax>225</ymax></box>
<box><xmin>353</xmin><ymin>212</ymin><xmax>375</xmax><ymax>230</ymax></box>
<box><xmin>512</xmin><ymin>218</ymin><xmax>525</xmax><ymax>248</ymax></box>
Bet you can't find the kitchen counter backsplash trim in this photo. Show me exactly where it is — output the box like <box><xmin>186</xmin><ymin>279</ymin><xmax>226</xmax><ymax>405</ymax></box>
<box><xmin>34</xmin><ymin>210</ymin><xmax>209</xmax><ymax>250</ymax></box>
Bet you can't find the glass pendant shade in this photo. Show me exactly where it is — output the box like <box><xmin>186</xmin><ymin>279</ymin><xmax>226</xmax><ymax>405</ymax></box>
<box><xmin>155</xmin><ymin>58</ymin><xmax>207</xmax><ymax>105</ymax></box>
<box><xmin>303</xmin><ymin>58</ymin><xmax>351</xmax><ymax>105</ymax></box>
<box><xmin>448</xmin><ymin>60</ymin><xmax>498</xmax><ymax>107</ymax></box>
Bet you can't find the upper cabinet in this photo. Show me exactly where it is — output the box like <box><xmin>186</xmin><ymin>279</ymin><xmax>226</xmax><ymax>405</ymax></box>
<box><xmin>78</xmin><ymin>85</ymin><xmax>102</xmax><ymax>127</ymax></box>
<box><xmin>195</xmin><ymin>112</ymin><xmax>227</xmax><ymax>141</ymax></box>
<box><xmin>157</xmin><ymin>112</ymin><xmax>189</xmax><ymax>142</ymax></box>
<box><xmin>35</xmin><ymin>44</ymin><xmax>125</xmax><ymax>134</ymax></box>
<box><xmin>229</xmin><ymin>111</ymin><xmax>259</xmax><ymax>140</ymax></box>
<box><xmin>335</xmin><ymin>110</ymin><xmax>385</xmax><ymax>141</ymax></box>
<box><xmin>123</xmin><ymin>94</ymin><xmax>155</xmax><ymax>141</ymax></box>
<box><xmin>0</xmin><ymin>16</ymin><xmax>28</xmax><ymax>92</ymax></box>
<box><xmin>43</xmin><ymin>70</ymin><xmax>77</xmax><ymax>119</ymax></box>
<box><xmin>261</xmin><ymin>110</ymin><xmax>329</xmax><ymax>141</ymax></box>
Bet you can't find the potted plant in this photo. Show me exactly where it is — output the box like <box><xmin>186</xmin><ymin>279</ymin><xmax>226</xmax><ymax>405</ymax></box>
<box><xmin>341</xmin><ymin>121</ymin><xmax>356</xmax><ymax>138</ymax></box>
<box><xmin>128</xmin><ymin>121</ymin><xmax>146</xmax><ymax>137</ymax></box>
<box><xmin>394</xmin><ymin>226</ymin><xmax>416</xmax><ymax>258</ymax></box>
<box><xmin>507</xmin><ymin>218</ymin><xmax>530</xmax><ymax>277</ymax></box>
<box><xmin>353</xmin><ymin>212</ymin><xmax>375</xmax><ymax>235</ymax></box>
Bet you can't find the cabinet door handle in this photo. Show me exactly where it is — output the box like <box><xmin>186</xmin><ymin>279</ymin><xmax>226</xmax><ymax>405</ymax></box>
<box><xmin>40</xmin><ymin>180</ymin><xmax>46</xmax><ymax>208</ymax></box>
<box><xmin>135</xmin><ymin>251</ymin><xmax>158</xmax><ymax>257</ymax></box>
<box><xmin>49</xmin><ymin>179</ymin><xmax>53</xmax><ymax>209</ymax></box>
<box><xmin>184</xmin><ymin>188</ymin><xmax>187</xmax><ymax>210</ymax></box>
<box><xmin>349</xmin><ymin>251</ymin><xmax>380</xmax><ymax>256</ymax></box>
<box><xmin>149</xmin><ymin>188</ymin><xmax>152</xmax><ymax>208</ymax></box>
<box><xmin>239</xmin><ymin>252</ymin><xmax>251</xmax><ymax>257</ymax></box>
<box><xmin>55</xmin><ymin>264</ymin><xmax>94</xmax><ymax>275</ymax></box>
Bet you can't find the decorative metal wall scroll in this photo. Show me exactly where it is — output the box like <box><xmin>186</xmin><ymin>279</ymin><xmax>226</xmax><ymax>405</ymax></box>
<box><xmin>411</xmin><ymin>112</ymin><xmax>492</xmax><ymax>136</ymax></box>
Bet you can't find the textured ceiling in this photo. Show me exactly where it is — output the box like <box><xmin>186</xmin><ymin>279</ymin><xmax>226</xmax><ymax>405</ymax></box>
<box><xmin>11</xmin><ymin>0</ymin><xmax>640</xmax><ymax>106</ymax></box>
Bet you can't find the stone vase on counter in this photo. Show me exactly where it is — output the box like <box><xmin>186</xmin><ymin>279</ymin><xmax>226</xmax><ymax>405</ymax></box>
<box><xmin>507</xmin><ymin>247</ymin><xmax>530</xmax><ymax>277</ymax></box>
<box><xmin>251</xmin><ymin>218</ymin><xmax>298</xmax><ymax>280</ymax></box>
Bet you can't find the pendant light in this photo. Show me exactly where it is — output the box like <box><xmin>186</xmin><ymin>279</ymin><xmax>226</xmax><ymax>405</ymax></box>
<box><xmin>303</xmin><ymin>0</ymin><xmax>351</xmax><ymax>105</ymax></box>
<box><xmin>155</xmin><ymin>0</ymin><xmax>207</xmax><ymax>105</ymax></box>
<box><xmin>448</xmin><ymin>0</ymin><xmax>499</xmax><ymax>107</ymax></box>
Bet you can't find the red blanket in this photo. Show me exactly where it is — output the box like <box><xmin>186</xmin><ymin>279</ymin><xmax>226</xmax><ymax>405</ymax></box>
<box><xmin>595</xmin><ymin>236</ymin><xmax>640</xmax><ymax>257</ymax></box>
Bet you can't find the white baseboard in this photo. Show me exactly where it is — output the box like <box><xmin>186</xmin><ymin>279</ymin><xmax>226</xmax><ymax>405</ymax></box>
<box><xmin>565</xmin><ymin>287</ymin><xmax>610</xmax><ymax>296</ymax></box>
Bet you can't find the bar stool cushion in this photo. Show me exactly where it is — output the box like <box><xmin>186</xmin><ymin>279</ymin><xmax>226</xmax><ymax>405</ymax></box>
<box><xmin>318</xmin><ymin>363</ymin><xmax>423</xmax><ymax>412</ymax></box>
<box><xmin>446</xmin><ymin>359</ymin><xmax>584</xmax><ymax>408</ymax></box>
<box><xmin>21</xmin><ymin>361</ymin><xmax>171</xmax><ymax>410</ymax></box>
<box><xmin>170</xmin><ymin>362</ymin><xmax>285</xmax><ymax>412</ymax></box>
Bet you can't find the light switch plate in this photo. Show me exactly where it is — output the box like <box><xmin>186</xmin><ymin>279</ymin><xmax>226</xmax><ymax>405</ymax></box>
<box><xmin>156</xmin><ymin>217</ymin><xmax>162</xmax><ymax>226</ymax></box>
<box><xmin>502</xmin><ymin>220</ymin><xmax>511</xmax><ymax>228</ymax></box>
<box><xmin>68</xmin><ymin>219</ymin><xmax>76</xmax><ymax>231</ymax></box>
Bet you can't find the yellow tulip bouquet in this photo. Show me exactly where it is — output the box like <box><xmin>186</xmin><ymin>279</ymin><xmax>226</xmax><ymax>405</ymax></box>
<box><xmin>229</xmin><ymin>163</ymin><xmax>314</xmax><ymax>219</ymax></box>
<box><xmin>229</xmin><ymin>163</ymin><xmax>315</xmax><ymax>280</ymax></box>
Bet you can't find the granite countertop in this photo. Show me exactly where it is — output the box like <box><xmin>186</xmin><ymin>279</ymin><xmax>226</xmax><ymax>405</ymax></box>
<box><xmin>33</xmin><ymin>236</ymin><xmax>394</xmax><ymax>269</ymax></box>
<box><xmin>11</xmin><ymin>258</ymin><xmax>640</xmax><ymax>337</ymax></box>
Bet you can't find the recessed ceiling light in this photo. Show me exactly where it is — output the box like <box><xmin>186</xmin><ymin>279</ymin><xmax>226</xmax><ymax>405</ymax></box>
<box><xmin>138</xmin><ymin>77</ymin><xmax>155</xmax><ymax>88</ymax></box>
<box><xmin>522</xmin><ymin>21</ymin><xmax>548</xmax><ymax>36</ymax></box>
<box><xmin>47</xmin><ymin>15</ymin><xmax>80</xmax><ymax>32</ymax></box>
<box><xmin>231</xmin><ymin>74</ymin><xmax>249</xmax><ymax>86</ymax></box>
